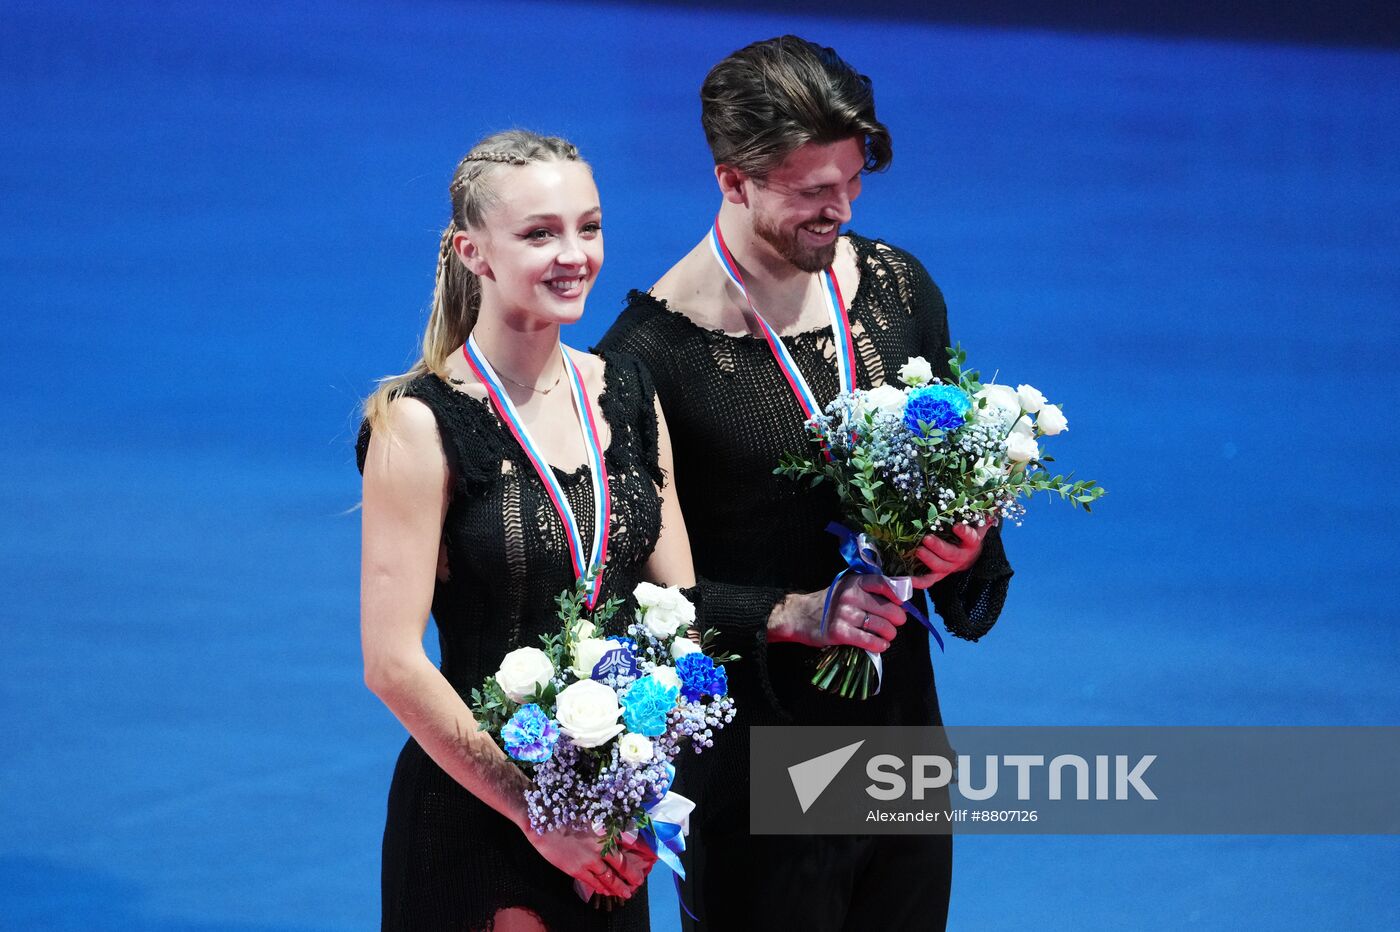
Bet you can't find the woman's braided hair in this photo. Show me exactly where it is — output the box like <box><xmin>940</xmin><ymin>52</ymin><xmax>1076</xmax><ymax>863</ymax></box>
<box><xmin>364</xmin><ymin>131</ymin><xmax>584</xmax><ymax>429</ymax></box>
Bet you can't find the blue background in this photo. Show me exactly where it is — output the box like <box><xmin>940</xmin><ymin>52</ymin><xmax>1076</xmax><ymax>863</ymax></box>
<box><xmin>3</xmin><ymin>1</ymin><xmax>1398</xmax><ymax>928</ymax></box>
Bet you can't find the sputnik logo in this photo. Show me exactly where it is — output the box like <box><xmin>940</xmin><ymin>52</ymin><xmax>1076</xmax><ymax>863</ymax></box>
<box><xmin>788</xmin><ymin>740</ymin><xmax>866</xmax><ymax>813</ymax></box>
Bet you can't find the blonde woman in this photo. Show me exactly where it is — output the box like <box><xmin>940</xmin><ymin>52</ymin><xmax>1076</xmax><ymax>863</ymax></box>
<box><xmin>358</xmin><ymin>130</ymin><xmax>689</xmax><ymax>931</ymax></box>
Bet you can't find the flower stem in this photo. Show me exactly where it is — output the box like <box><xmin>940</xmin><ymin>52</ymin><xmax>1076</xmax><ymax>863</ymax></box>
<box><xmin>811</xmin><ymin>646</ymin><xmax>876</xmax><ymax>700</ymax></box>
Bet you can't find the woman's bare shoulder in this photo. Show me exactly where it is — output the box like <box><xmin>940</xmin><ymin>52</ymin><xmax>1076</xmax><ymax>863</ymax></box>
<box><xmin>364</xmin><ymin>394</ymin><xmax>445</xmax><ymax>470</ymax></box>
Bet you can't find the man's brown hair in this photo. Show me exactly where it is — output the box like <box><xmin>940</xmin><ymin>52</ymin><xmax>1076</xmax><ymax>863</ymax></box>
<box><xmin>700</xmin><ymin>35</ymin><xmax>892</xmax><ymax>177</ymax></box>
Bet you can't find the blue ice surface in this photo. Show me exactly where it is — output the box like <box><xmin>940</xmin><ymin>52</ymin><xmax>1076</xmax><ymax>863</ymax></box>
<box><xmin>2</xmin><ymin>1</ymin><xmax>1397</xmax><ymax>929</ymax></box>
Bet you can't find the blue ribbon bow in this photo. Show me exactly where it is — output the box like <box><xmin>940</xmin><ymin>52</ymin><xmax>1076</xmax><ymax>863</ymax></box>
<box><xmin>822</xmin><ymin>522</ymin><xmax>945</xmax><ymax>656</ymax></box>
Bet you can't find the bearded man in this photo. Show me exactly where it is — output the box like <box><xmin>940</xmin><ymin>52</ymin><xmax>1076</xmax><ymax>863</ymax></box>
<box><xmin>598</xmin><ymin>35</ymin><xmax>1014</xmax><ymax>931</ymax></box>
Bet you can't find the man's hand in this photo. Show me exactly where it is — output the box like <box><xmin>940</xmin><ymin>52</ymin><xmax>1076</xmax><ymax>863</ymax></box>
<box><xmin>911</xmin><ymin>522</ymin><xmax>992</xmax><ymax>589</ymax></box>
<box><xmin>769</xmin><ymin>575</ymin><xmax>906</xmax><ymax>652</ymax></box>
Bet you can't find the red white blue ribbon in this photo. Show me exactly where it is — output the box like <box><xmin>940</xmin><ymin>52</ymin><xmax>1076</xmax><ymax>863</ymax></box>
<box><xmin>707</xmin><ymin>216</ymin><xmax>856</xmax><ymax>420</ymax></box>
<box><xmin>461</xmin><ymin>336</ymin><xmax>610</xmax><ymax>608</ymax></box>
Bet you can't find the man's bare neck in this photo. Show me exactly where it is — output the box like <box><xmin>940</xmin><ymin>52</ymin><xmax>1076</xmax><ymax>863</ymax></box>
<box><xmin>650</xmin><ymin>232</ymin><xmax>855</xmax><ymax>336</ymax></box>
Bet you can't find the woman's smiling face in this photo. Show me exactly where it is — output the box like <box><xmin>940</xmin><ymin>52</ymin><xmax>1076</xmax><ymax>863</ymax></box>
<box><xmin>464</xmin><ymin>159</ymin><xmax>603</xmax><ymax>325</ymax></box>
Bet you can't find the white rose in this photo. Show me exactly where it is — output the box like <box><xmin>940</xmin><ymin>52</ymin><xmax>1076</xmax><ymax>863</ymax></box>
<box><xmin>634</xmin><ymin>583</ymin><xmax>695</xmax><ymax>639</ymax></box>
<box><xmin>619</xmin><ymin>733</ymin><xmax>655</xmax><ymax>765</ymax></box>
<box><xmin>1011</xmin><ymin>415</ymin><xmax>1035</xmax><ymax>438</ymax></box>
<box><xmin>1015</xmin><ymin>384</ymin><xmax>1046</xmax><ymax>414</ymax></box>
<box><xmin>864</xmin><ymin>383</ymin><xmax>908</xmax><ymax>417</ymax></box>
<box><xmin>1005</xmin><ymin>431</ymin><xmax>1040</xmax><ymax>464</ymax></box>
<box><xmin>974</xmin><ymin>384</ymin><xmax>1021</xmax><ymax>430</ymax></box>
<box><xmin>494</xmin><ymin>647</ymin><xmax>554</xmax><ymax>703</ymax></box>
<box><xmin>1037</xmin><ymin>404</ymin><xmax>1068</xmax><ymax>436</ymax></box>
<box><xmin>897</xmin><ymin>356</ymin><xmax>934</xmax><ymax>387</ymax></box>
<box><xmin>650</xmin><ymin>665</ymin><xmax>682</xmax><ymax>692</ymax></box>
<box><xmin>570</xmin><ymin>637</ymin><xmax>614</xmax><ymax>680</ymax></box>
<box><xmin>571</xmin><ymin>619</ymin><xmax>596</xmax><ymax>642</ymax></box>
<box><xmin>670</xmin><ymin>637</ymin><xmax>701</xmax><ymax>660</ymax></box>
<box><xmin>554</xmin><ymin>679</ymin><xmax>625</xmax><ymax>749</ymax></box>
<box><xmin>644</xmin><ymin>608</ymin><xmax>691</xmax><ymax>640</ymax></box>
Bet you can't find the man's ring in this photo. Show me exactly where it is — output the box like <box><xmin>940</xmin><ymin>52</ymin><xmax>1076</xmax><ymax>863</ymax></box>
<box><xmin>860</xmin><ymin>612</ymin><xmax>870</xmax><ymax>631</ymax></box>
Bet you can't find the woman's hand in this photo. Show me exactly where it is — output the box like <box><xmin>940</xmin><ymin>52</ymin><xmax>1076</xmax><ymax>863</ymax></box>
<box><xmin>525</xmin><ymin>825</ymin><xmax>645</xmax><ymax>899</ymax></box>
<box><xmin>910</xmin><ymin>522</ymin><xmax>991</xmax><ymax>589</ymax></box>
<box><xmin>770</xmin><ymin>575</ymin><xmax>906</xmax><ymax>652</ymax></box>
<box><xmin>619</xmin><ymin>830</ymin><xmax>659</xmax><ymax>877</ymax></box>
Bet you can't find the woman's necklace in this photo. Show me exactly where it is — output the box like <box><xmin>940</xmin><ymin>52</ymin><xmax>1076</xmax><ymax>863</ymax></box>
<box><xmin>494</xmin><ymin>363</ymin><xmax>562</xmax><ymax>395</ymax></box>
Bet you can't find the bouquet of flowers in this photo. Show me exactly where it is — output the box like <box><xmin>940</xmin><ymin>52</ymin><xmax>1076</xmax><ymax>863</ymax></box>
<box><xmin>777</xmin><ymin>346</ymin><xmax>1104</xmax><ymax>699</ymax></box>
<box><xmin>471</xmin><ymin>580</ymin><xmax>736</xmax><ymax>903</ymax></box>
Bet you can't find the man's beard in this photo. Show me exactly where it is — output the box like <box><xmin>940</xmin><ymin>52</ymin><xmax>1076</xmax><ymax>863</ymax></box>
<box><xmin>753</xmin><ymin>212</ymin><xmax>838</xmax><ymax>273</ymax></box>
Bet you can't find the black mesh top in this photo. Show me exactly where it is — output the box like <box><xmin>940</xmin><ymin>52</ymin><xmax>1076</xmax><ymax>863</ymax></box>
<box><xmin>356</xmin><ymin>354</ymin><xmax>665</xmax><ymax>699</ymax></box>
<box><xmin>596</xmin><ymin>232</ymin><xmax>1014</xmax><ymax>824</ymax></box>
<box><xmin>355</xmin><ymin>351</ymin><xmax>662</xmax><ymax>931</ymax></box>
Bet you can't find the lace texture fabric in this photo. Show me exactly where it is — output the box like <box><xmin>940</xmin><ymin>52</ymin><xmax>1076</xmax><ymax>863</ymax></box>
<box><xmin>356</xmin><ymin>351</ymin><xmax>662</xmax><ymax>931</ymax></box>
<box><xmin>596</xmin><ymin>232</ymin><xmax>1014</xmax><ymax>825</ymax></box>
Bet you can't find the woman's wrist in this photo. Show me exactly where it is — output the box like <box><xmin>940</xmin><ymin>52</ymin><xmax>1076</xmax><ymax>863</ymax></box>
<box><xmin>453</xmin><ymin>726</ymin><xmax>534</xmax><ymax>836</ymax></box>
<box><xmin>500</xmin><ymin>773</ymin><xmax>535</xmax><ymax>837</ymax></box>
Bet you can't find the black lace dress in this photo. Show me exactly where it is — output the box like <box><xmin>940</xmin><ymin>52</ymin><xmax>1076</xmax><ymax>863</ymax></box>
<box><xmin>596</xmin><ymin>233</ymin><xmax>1014</xmax><ymax>930</ymax></box>
<box><xmin>356</xmin><ymin>351</ymin><xmax>664</xmax><ymax>932</ymax></box>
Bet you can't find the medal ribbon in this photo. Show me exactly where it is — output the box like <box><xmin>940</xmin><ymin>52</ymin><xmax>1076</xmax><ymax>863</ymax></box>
<box><xmin>707</xmin><ymin>216</ymin><xmax>856</xmax><ymax>420</ymax></box>
<box><xmin>462</xmin><ymin>336</ymin><xmax>610</xmax><ymax>608</ymax></box>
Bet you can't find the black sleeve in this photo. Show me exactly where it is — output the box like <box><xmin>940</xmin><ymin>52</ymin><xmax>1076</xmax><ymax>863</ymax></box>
<box><xmin>596</xmin><ymin>350</ymin><xmax>666</xmax><ymax>491</ymax></box>
<box><xmin>686</xmin><ymin>579</ymin><xmax>792</xmax><ymax>719</ymax></box>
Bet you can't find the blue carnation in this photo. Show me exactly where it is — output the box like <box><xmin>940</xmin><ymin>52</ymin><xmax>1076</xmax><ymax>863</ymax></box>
<box><xmin>902</xmin><ymin>384</ymin><xmax>972</xmax><ymax>435</ymax></box>
<box><xmin>620</xmin><ymin>675</ymin><xmax>678</xmax><ymax>737</ymax></box>
<box><xmin>501</xmin><ymin>703</ymin><xmax>559</xmax><ymax>763</ymax></box>
<box><xmin>675</xmin><ymin>653</ymin><xmax>728</xmax><ymax>702</ymax></box>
